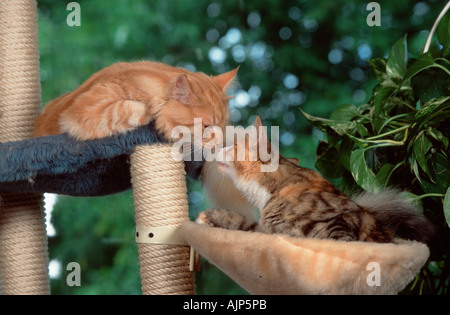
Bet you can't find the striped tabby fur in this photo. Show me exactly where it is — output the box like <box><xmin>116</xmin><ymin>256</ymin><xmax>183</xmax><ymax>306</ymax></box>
<box><xmin>197</xmin><ymin>116</ymin><xmax>435</xmax><ymax>244</ymax></box>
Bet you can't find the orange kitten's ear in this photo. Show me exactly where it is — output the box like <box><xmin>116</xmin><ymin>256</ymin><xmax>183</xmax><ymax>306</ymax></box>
<box><xmin>287</xmin><ymin>157</ymin><xmax>299</xmax><ymax>165</ymax></box>
<box><xmin>171</xmin><ymin>74</ymin><xmax>194</xmax><ymax>104</ymax></box>
<box><xmin>213</xmin><ymin>67</ymin><xmax>239</xmax><ymax>91</ymax></box>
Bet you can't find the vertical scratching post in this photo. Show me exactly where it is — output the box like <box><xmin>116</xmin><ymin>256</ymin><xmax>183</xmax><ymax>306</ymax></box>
<box><xmin>0</xmin><ymin>0</ymin><xmax>50</xmax><ymax>294</ymax></box>
<box><xmin>130</xmin><ymin>144</ymin><xmax>195</xmax><ymax>295</ymax></box>
<box><xmin>0</xmin><ymin>1</ymin><xmax>194</xmax><ymax>295</ymax></box>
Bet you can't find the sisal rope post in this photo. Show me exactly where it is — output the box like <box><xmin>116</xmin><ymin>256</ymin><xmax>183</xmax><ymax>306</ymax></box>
<box><xmin>130</xmin><ymin>144</ymin><xmax>195</xmax><ymax>295</ymax></box>
<box><xmin>0</xmin><ymin>0</ymin><xmax>50</xmax><ymax>294</ymax></box>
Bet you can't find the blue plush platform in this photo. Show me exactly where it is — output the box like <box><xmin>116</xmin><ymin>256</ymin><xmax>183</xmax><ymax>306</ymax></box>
<box><xmin>0</xmin><ymin>122</ymin><xmax>203</xmax><ymax>196</ymax></box>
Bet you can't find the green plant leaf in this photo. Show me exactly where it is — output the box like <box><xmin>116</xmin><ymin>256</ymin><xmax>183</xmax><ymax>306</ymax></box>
<box><xmin>419</xmin><ymin>153</ymin><xmax>450</xmax><ymax>194</ymax></box>
<box><xmin>444</xmin><ymin>187</ymin><xmax>450</xmax><ymax>229</ymax></box>
<box><xmin>413</xmin><ymin>96</ymin><xmax>450</xmax><ymax>122</ymax></box>
<box><xmin>375</xmin><ymin>163</ymin><xmax>395</xmax><ymax>188</ymax></box>
<box><xmin>426</xmin><ymin>127</ymin><xmax>449</xmax><ymax>149</ymax></box>
<box><xmin>412</xmin><ymin>159</ymin><xmax>425</xmax><ymax>186</ymax></box>
<box><xmin>409</xmin><ymin>98</ymin><xmax>450</xmax><ymax>150</ymax></box>
<box><xmin>372</xmin><ymin>84</ymin><xmax>396</xmax><ymax>132</ymax></box>
<box><xmin>386</xmin><ymin>35</ymin><xmax>408</xmax><ymax>80</ymax></box>
<box><xmin>437</xmin><ymin>12</ymin><xmax>450</xmax><ymax>48</ymax></box>
<box><xmin>315</xmin><ymin>141</ymin><xmax>344</xmax><ymax>179</ymax></box>
<box><xmin>350</xmin><ymin>148</ymin><xmax>380</xmax><ymax>194</ymax></box>
<box><xmin>368</xmin><ymin>57</ymin><xmax>388</xmax><ymax>83</ymax></box>
<box><xmin>355</xmin><ymin>121</ymin><xmax>370</xmax><ymax>137</ymax></box>
<box><xmin>326</xmin><ymin>133</ymin><xmax>342</xmax><ymax>147</ymax></box>
<box><xmin>404</xmin><ymin>52</ymin><xmax>435</xmax><ymax>82</ymax></box>
<box><xmin>413</xmin><ymin>131</ymin><xmax>431</xmax><ymax>177</ymax></box>
<box><xmin>429</xmin><ymin>153</ymin><xmax>450</xmax><ymax>189</ymax></box>
<box><xmin>411</xmin><ymin>67</ymin><xmax>450</xmax><ymax>104</ymax></box>
<box><xmin>300</xmin><ymin>108</ymin><xmax>355</xmax><ymax>136</ymax></box>
<box><xmin>329</xmin><ymin>103</ymin><xmax>359</xmax><ymax>121</ymax></box>
<box><xmin>337</xmin><ymin>136</ymin><xmax>352</xmax><ymax>171</ymax></box>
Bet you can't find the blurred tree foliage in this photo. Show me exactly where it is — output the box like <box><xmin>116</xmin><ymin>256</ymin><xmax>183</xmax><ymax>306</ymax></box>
<box><xmin>37</xmin><ymin>0</ymin><xmax>445</xmax><ymax>294</ymax></box>
<box><xmin>303</xmin><ymin>30</ymin><xmax>450</xmax><ymax>293</ymax></box>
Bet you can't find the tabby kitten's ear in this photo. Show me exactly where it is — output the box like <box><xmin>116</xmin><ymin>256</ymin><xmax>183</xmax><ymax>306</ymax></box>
<box><xmin>171</xmin><ymin>74</ymin><xmax>195</xmax><ymax>104</ymax></box>
<box><xmin>213</xmin><ymin>67</ymin><xmax>239</xmax><ymax>91</ymax></box>
<box><xmin>254</xmin><ymin>115</ymin><xmax>271</xmax><ymax>153</ymax></box>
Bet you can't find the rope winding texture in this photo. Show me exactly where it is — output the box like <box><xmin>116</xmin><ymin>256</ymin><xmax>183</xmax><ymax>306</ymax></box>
<box><xmin>0</xmin><ymin>0</ymin><xmax>50</xmax><ymax>294</ymax></box>
<box><xmin>131</xmin><ymin>144</ymin><xmax>195</xmax><ymax>295</ymax></box>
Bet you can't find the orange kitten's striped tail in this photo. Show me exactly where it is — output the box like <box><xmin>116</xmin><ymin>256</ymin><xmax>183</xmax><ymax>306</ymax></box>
<box><xmin>352</xmin><ymin>189</ymin><xmax>437</xmax><ymax>246</ymax></box>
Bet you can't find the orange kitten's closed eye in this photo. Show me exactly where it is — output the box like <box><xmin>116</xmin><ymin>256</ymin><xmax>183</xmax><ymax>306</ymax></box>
<box><xmin>34</xmin><ymin>61</ymin><xmax>238</xmax><ymax>142</ymax></box>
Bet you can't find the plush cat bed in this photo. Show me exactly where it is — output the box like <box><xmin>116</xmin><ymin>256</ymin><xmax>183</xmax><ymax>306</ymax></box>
<box><xmin>0</xmin><ymin>122</ymin><xmax>203</xmax><ymax>196</ymax></box>
<box><xmin>180</xmin><ymin>221</ymin><xmax>430</xmax><ymax>295</ymax></box>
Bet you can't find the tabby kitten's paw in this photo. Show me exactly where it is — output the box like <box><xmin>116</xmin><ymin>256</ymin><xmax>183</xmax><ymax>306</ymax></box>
<box><xmin>196</xmin><ymin>209</ymin><xmax>257</xmax><ymax>231</ymax></box>
<box><xmin>195</xmin><ymin>210</ymin><xmax>216</xmax><ymax>226</ymax></box>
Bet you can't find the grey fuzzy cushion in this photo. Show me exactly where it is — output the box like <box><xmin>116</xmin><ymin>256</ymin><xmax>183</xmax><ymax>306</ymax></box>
<box><xmin>0</xmin><ymin>122</ymin><xmax>203</xmax><ymax>196</ymax></box>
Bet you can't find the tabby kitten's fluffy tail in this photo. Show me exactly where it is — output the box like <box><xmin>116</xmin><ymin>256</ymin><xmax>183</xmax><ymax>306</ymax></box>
<box><xmin>353</xmin><ymin>189</ymin><xmax>436</xmax><ymax>246</ymax></box>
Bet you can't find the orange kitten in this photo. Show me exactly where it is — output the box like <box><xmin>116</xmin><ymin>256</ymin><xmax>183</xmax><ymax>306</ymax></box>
<box><xmin>34</xmin><ymin>60</ymin><xmax>254</xmax><ymax>215</ymax></box>
<box><xmin>34</xmin><ymin>61</ymin><xmax>237</xmax><ymax>142</ymax></box>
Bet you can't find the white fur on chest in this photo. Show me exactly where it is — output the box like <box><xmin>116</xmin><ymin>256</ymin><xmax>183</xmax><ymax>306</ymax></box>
<box><xmin>201</xmin><ymin>161</ymin><xmax>259</xmax><ymax>221</ymax></box>
<box><xmin>233</xmin><ymin>177</ymin><xmax>272</xmax><ymax>211</ymax></box>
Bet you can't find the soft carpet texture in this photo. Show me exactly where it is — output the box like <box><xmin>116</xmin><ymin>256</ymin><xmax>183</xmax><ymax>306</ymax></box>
<box><xmin>0</xmin><ymin>122</ymin><xmax>203</xmax><ymax>196</ymax></box>
<box><xmin>181</xmin><ymin>221</ymin><xmax>430</xmax><ymax>295</ymax></box>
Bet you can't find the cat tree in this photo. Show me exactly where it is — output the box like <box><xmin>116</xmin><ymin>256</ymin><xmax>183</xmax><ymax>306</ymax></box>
<box><xmin>0</xmin><ymin>0</ymin><xmax>194</xmax><ymax>295</ymax></box>
<box><xmin>0</xmin><ymin>0</ymin><xmax>50</xmax><ymax>294</ymax></box>
<box><xmin>130</xmin><ymin>145</ymin><xmax>194</xmax><ymax>294</ymax></box>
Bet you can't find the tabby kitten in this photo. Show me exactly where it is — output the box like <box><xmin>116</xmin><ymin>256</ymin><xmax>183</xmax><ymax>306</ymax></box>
<box><xmin>34</xmin><ymin>61</ymin><xmax>237</xmax><ymax>143</ymax></box>
<box><xmin>197</xmin><ymin>116</ymin><xmax>435</xmax><ymax>244</ymax></box>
